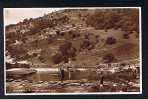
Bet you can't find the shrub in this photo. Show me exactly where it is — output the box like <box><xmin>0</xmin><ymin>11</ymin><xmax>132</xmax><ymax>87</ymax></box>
<box><xmin>52</xmin><ymin>53</ymin><xmax>63</xmax><ymax>64</ymax></box>
<box><xmin>39</xmin><ymin>56</ymin><xmax>46</xmax><ymax>63</ymax></box>
<box><xmin>106</xmin><ymin>37</ymin><xmax>116</xmax><ymax>45</ymax></box>
<box><xmin>53</xmin><ymin>41</ymin><xmax>77</xmax><ymax>64</ymax></box>
<box><xmin>86</xmin><ymin>9</ymin><xmax>139</xmax><ymax>33</ymax></box>
<box><xmin>103</xmin><ymin>53</ymin><xmax>116</xmax><ymax>63</ymax></box>
<box><xmin>95</xmin><ymin>35</ymin><xmax>100</xmax><ymax>43</ymax></box>
<box><xmin>81</xmin><ymin>40</ymin><xmax>95</xmax><ymax>50</ymax></box>
<box><xmin>59</xmin><ymin>41</ymin><xmax>72</xmax><ymax>55</ymax></box>
<box><xmin>69</xmin><ymin>30</ymin><xmax>80</xmax><ymax>39</ymax></box>
<box><xmin>123</xmin><ymin>33</ymin><xmax>130</xmax><ymax>39</ymax></box>
<box><xmin>8</xmin><ymin>45</ymin><xmax>27</xmax><ymax>59</ymax></box>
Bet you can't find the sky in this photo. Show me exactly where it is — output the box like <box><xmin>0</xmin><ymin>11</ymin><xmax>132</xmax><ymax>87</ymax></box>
<box><xmin>4</xmin><ymin>7</ymin><xmax>139</xmax><ymax>26</ymax></box>
<box><xmin>4</xmin><ymin>8</ymin><xmax>63</xmax><ymax>25</ymax></box>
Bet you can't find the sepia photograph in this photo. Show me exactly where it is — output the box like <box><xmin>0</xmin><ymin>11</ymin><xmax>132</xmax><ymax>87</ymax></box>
<box><xmin>4</xmin><ymin>7</ymin><xmax>142</xmax><ymax>95</ymax></box>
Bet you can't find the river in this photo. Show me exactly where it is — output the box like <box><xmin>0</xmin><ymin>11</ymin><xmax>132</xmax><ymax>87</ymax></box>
<box><xmin>6</xmin><ymin>66</ymin><xmax>140</xmax><ymax>93</ymax></box>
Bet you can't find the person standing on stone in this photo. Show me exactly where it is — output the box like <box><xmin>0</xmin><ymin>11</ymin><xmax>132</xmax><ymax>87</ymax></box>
<box><xmin>59</xmin><ymin>67</ymin><xmax>65</xmax><ymax>83</ymax></box>
<box><xmin>100</xmin><ymin>72</ymin><xmax>104</xmax><ymax>86</ymax></box>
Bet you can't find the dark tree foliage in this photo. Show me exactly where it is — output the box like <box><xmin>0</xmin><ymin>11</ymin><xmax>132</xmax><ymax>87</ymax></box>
<box><xmin>30</xmin><ymin>19</ymin><xmax>56</xmax><ymax>33</ymax></box>
<box><xmin>8</xmin><ymin>45</ymin><xmax>27</xmax><ymax>59</ymax></box>
<box><xmin>39</xmin><ymin>56</ymin><xmax>46</xmax><ymax>63</ymax></box>
<box><xmin>52</xmin><ymin>53</ymin><xmax>64</xmax><ymax>64</ymax></box>
<box><xmin>86</xmin><ymin>9</ymin><xmax>139</xmax><ymax>33</ymax></box>
<box><xmin>60</xmin><ymin>41</ymin><xmax>77</xmax><ymax>58</ymax></box>
<box><xmin>30</xmin><ymin>27</ymin><xmax>40</xmax><ymax>34</ymax></box>
<box><xmin>81</xmin><ymin>40</ymin><xmax>90</xmax><ymax>49</ymax></box>
<box><xmin>81</xmin><ymin>40</ymin><xmax>95</xmax><ymax>50</ymax></box>
<box><xmin>67</xmin><ymin>47</ymin><xmax>77</xmax><ymax>58</ymax></box>
<box><xmin>6</xmin><ymin>63</ymin><xmax>12</xmax><ymax>69</ymax></box>
<box><xmin>6</xmin><ymin>32</ymin><xmax>18</xmax><ymax>42</ymax></box>
<box><xmin>59</xmin><ymin>41</ymin><xmax>72</xmax><ymax>55</ymax></box>
<box><xmin>6</xmin><ymin>40</ymin><xmax>15</xmax><ymax>49</ymax></box>
<box><xmin>69</xmin><ymin>30</ymin><xmax>81</xmax><ymax>39</ymax></box>
<box><xmin>120</xmin><ymin>63</ymin><xmax>127</xmax><ymax>66</ymax></box>
<box><xmin>32</xmin><ymin>53</ymin><xmax>38</xmax><ymax>57</ymax></box>
<box><xmin>95</xmin><ymin>35</ymin><xmax>100</xmax><ymax>43</ymax></box>
<box><xmin>63</xmin><ymin>56</ymin><xmax>69</xmax><ymax>63</ymax></box>
<box><xmin>22</xmin><ymin>54</ymin><xmax>32</xmax><ymax>60</ymax></box>
<box><xmin>56</xmin><ymin>30</ymin><xmax>60</xmax><ymax>35</ymax></box>
<box><xmin>106</xmin><ymin>37</ymin><xmax>117</xmax><ymax>45</ymax></box>
<box><xmin>56</xmin><ymin>30</ymin><xmax>64</xmax><ymax>36</ymax></box>
<box><xmin>123</xmin><ymin>33</ymin><xmax>130</xmax><ymax>39</ymax></box>
<box><xmin>48</xmin><ymin>35</ymin><xmax>54</xmax><ymax>43</ymax></box>
<box><xmin>52</xmin><ymin>41</ymin><xmax>77</xmax><ymax>64</ymax></box>
<box><xmin>72</xmin><ymin>34</ymin><xmax>77</xmax><ymax>39</ymax></box>
<box><xmin>84</xmin><ymin>34</ymin><xmax>90</xmax><ymax>39</ymax></box>
<box><xmin>103</xmin><ymin>53</ymin><xmax>116</xmax><ymax>63</ymax></box>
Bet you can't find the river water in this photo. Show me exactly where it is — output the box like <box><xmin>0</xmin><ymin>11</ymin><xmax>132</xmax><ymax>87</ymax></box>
<box><xmin>11</xmin><ymin>68</ymin><xmax>99</xmax><ymax>81</ymax></box>
<box><xmin>6</xmin><ymin>67</ymin><xmax>140</xmax><ymax>93</ymax></box>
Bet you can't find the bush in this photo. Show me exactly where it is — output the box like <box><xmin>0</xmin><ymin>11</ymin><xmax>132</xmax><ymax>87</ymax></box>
<box><xmin>59</xmin><ymin>41</ymin><xmax>72</xmax><ymax>55</ymax></box>
<box><xmin>56</xmin><ymin>30</ymin><xmax>64</xmax><ymax>36</ymax></box>
<box><xmin>103</xmin><ymin>53</ymin><xmax>116</xmax><ymax>63</ymax></box>
<box><xmin>81</xmin><ymin>40</ymin><xmax>90</xmax><ymax>49</ymax></box>
<box><xmin>69</xmin><ymin>30</ymin><xmax>81</xmax><ymax>39</ymax></box>
<box><xmin>53</xmin><ymin>41</ymin><xmax>77</xmax><ymax>64</ymax></box>
<box><xmin>60</xmin><ymin>41</ymin><xmax>77</xmax><ymax>57</ymax></box>
<box><xmin>86</xmin><ymin>9</ymin><xmax>139</xmax><ymax>33</ymax></box>
<box><xmin>106</xmin><ymin>37</ymin><xmax>116</xmax><ymax>45</ymax></box>
<box><xmin>52</xmin><ymin>53</ymin><xmax>64</xmax><ymax>64</ymax></box>
<box><xmin>123</xmin><ymin>33</ymin><xmax>130</xmax><ymax>39</ymax></box>
<box><xmin>31</xmin><ymin>19</ymin><xmax>55</xmax><ymax>33</ymax></box>
<box><xmin>95</xmin><ymin>35</ymin><xmax>100</xmax><ymax>43</ymax></box>
<box><xmin>81</xmin><ymin>40</ymin><xmax>95</xmax><ymax>50</ymax></box>
<box><xmin>120</xmin><ymin>63</ymin><xmax>127</xmax><ymax>66</ymax></box>
<box><xmin>39</xmin><ymin>56</ymin><xmax>46</xmax><ymax>63</ymax></box>
<box><xmin>8</xmin><ymin>45</ymin><xmax>27</xmax><ymax>59</ymax></box>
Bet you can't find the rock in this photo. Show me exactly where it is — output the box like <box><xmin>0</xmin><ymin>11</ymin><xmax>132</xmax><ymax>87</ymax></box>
<box><xmin>37</xmin><ymin>81</ymin><xmax>44</xmax><ymax>84</ymax></box>
<box><xmin>13</xmin><ymin>79</ymin><xmax>22</xmax><ymax>82</ymax></box>
<box><xmin>48</xmin><ymin>81</ymin><xmax>58</xmax><ymax>84</ymax></box>
<box><xmin>6</xmin><ymin>68</ymin><xmax>37</xmax><ymax>76</ymax></box>
<box><xmin>7</xmin><ymin>78</ymin><xmax>14</xmax><ymax>82</ymax></box>
<box><xmin>84</xmin><ymin>83</ymin><xmax>95</xmax><ymax>86</ymax></box>
<box><xmin>67</xmin><ymin>83</ymin><xmax>81</xmax><ymax>86</ymax></box>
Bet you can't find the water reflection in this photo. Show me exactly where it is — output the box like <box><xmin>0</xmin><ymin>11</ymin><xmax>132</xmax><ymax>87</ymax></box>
<box><xmin>25</xmin><ymin>68</ymin><xmax>99</xmax><ymax>82</ymax></box>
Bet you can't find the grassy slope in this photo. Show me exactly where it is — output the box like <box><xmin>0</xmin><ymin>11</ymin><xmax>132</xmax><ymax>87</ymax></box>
<box><xmin>5</xmin><ymin>9</ymin><xmax>139</xmax><ymax>67</ymax></box>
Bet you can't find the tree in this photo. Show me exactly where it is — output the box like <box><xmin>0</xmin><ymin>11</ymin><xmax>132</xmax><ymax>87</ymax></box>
<box><xmin>123</xmin><ymin>33</ymin><xmax>130</xmax><ymax>39</ymax></box>
<box><xmin>69</xmin><ymin>30</ymin><xmax>80</xmax><ymax>39</ymax></box>
<box><xmin>52</xmin><ymin>53</ymin><xmax>64</xmax><ymax>64</ymax></box>
<box><xmin>95</xmin><ymin>35</ymin><xmax>100</xmax><ymax>43</ymax></box>
<box><xmin>6</xmin><ymin>62</ymin><xmax>12</xmax><ymax>69</ymax></box>
<box><xmin>60</xmin><ymin>42</ymin><xmax>77</xmax><ymax>57</ymax></box>
<box><xmin>81</xmin><ymin>40</ymin><xmax>94</xmax><ymax>50</ymax></box>
<box><xmin>86</xmin><ymin>9</ymin><xmax>139</xmax><ymax>33</ymax></box>
<box><xmin>52</xmin><ymin>41</ymin><xmax>77</xmax><ymax>64</ymax></box>
<box><xmin>120</xmin><ymin>63</ymin><xmax>127</xmax><ymax>66</ymax></box>
<box><xmin>8</xmin><ymin>45</ymin><xmax>27</xmax><ymax>59</ymax></box>
<box><xmin>48</xmin><ymin>35</ymin><xmax>54</xmax><ymax>43</ymax></box>
<box><xmin>84</xmin><ymin>34</ymin><xmax>89</xmax><ymax>39</ymax></box>
<box><xmin>67</xmin><ymin>47</ymin><xmax>77</xmax><ymax>58</ymax></box>
<box><xmin>59</xmin><ymin>41</ymin><xmax>72</xmax><ymax>55</ymax></box>
<box><xmin>81</xmin><ymin>40</ymin><xmax>90</xmax><ymax>49</ymax></box>
<box><xmin>56</xmin><ymin>30</ymin><xmax>64</xmax><ymax>36</ymax></box>
<box><xmin>38</xmin><ymin>56</ymin><xmax>46</xmax><ymax>63</ymax></box>
<box><xmin>103</xmin><ymin>53</ymin><xmax>116</xmax><ymax>63</ymax></box>
<box><xmin>106</xmin><ymin>37</ymin><xmax>116</xmax><ymax>45</ymax></box>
